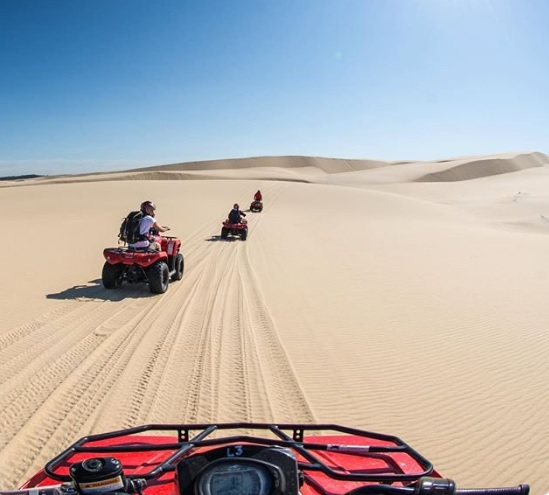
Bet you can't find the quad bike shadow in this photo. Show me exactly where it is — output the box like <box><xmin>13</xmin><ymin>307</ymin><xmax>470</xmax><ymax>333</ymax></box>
<box><xmin>47</xmin><ymin>279</ymin><xmax>157</xmax><ymax>301</ymax></box>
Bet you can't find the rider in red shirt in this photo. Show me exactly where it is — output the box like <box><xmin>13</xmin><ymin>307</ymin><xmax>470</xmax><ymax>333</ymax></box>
<box><xmin>254</xmin><ymin>190</ymin><xmax>262</xmax><ymax>201</ymax></box>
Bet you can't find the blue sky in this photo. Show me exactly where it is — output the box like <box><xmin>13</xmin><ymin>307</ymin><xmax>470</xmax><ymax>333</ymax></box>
<box><xmin>1</xmin><ymin>0</ymin><xmax>548</xmax><ymax>176</ymax></box>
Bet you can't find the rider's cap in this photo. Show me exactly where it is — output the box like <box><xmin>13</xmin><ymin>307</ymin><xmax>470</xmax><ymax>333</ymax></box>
<box><xmin>141</xmin><ymin>200</ymin><xmax>156</xmax><ymax>211</ymax></box>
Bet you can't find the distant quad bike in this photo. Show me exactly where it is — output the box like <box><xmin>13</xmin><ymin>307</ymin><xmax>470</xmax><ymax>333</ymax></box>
<box><xmin>102</xmin><ymin>236</ymin><xmax>184</xmax><ymax>294</ymax></box>
<box><xmin>250</xmin><ymin>200</ymin><xmax>263</xmax><ymax>212</ymax></box>
<box><xmin>221</xmin><ymin>218</ymin><xmax>248</xmax><ymax>241</ymax></box>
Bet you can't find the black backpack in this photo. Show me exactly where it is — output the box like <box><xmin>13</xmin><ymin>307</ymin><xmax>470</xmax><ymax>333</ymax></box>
<box><xmin>119</xmin><ymin>210</ymin><xmax>144</xmax><ymax>244</ymax></box>
<box><xmin>228</xmin><ymin>209</ymin><xmax>241</xmax><ymax>224</ymax></box>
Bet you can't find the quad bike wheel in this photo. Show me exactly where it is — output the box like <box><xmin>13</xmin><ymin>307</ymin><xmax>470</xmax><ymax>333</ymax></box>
<box><xmin>221</xmin><ymin>227</ymin><xmax>229</xmax><ymax>239</ymax></box>
<box><xmin>102</xmin><ymin>262</ymin><xmax>123</xmax><ymax>289</ymax></box>
<box><xmin>240</xmin><ymin>228</ymin><xmax>248</xmax><ymax>241</ymax></box>
<box><xmin>171</xmin><ymin>253</ymin><xmax>184</xmax><ymax>281</ymax></box>
<box><xmin>148</xmin><ymin>261</ymin><xmax>170</xmax><ymax>294</ymax></box>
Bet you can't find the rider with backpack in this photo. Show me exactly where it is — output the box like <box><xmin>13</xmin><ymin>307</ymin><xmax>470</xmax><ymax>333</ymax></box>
<box><xmin>128</xmin><ymin>201</ymin><xmax>170</xmax><ymax>250</ymax></box>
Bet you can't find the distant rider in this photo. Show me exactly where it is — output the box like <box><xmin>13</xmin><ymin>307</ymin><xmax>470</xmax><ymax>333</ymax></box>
<box><xmin>130</xmin><ymin>200</ymin><xmax>170</xmax><ymax>250</ymax></box>
<box><xmin>254</xmin><ymin>190</ymin><xmax>262</xmax><ymax>201</ymax></box>
<box><xmin>228</xmin><ymin>203</ymin><xmax>247</xmax><ymax>224</ymax></box>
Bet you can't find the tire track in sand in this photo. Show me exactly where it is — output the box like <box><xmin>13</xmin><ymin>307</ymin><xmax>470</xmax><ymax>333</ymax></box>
<box><xmin>139</xmin><ymin>183</ymin><xmax>314</xmax><ymax>423</ymax></box>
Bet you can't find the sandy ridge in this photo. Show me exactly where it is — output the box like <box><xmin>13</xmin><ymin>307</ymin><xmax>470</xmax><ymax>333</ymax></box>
<box><xmin>4</xmin><ymin>152</ymin><xmax>547</xmax><ymax>189</ymax></box>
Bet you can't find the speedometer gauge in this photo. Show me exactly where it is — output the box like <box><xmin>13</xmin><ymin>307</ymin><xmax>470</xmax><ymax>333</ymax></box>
<box><xmin>176</xmin><ymin>444</ymin><xmax>298</xmax><ymax>495</ymax></box>
<box><xmin>197</xmin><ymin>461</ymin><xmax>273</xmax><ymax>495</ymax></box>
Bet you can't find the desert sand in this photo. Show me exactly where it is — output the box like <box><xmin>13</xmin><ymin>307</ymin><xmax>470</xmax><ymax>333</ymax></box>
<box><xmin>1</xmin><ymin>152</ymin><xmax>548</xmax><ymax>493</ymax></box>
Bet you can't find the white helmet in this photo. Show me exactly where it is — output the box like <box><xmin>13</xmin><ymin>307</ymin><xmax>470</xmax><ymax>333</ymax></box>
<box><xmin>141</xmin><ymin>201</ymin><xmax>156</xmax><ymax>215</ymax></box>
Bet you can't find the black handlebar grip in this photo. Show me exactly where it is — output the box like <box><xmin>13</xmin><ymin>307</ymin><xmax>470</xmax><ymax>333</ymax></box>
<box><xmin>346</xmin><ymin>480</ymin><xmax>530</xmax><ymax>495</ymax></box>
<box><xmin>456</xmin><ymin>486</ymin><xmax>530</xmax><ymax>495</ymax></box>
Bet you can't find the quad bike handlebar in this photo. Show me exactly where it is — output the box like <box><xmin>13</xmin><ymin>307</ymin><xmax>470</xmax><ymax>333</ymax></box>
<box><xmin>346</xmin><ymin>478</ymin><xmax>530</xmax><ymax>495</ymax></box>
<box><xmin>149</xmin><ymin>227</ymin><xmax>170</xmax><ymax>236</ymax></box>
<box><xmin>2</xmin><ymin>461</ymin><xmax>529</xmax><ymax>495</ymax></box>
<box><xmin>0</xmin><ymin>476</ymin><xmax>530</xmax><ymax>495</ymax></box>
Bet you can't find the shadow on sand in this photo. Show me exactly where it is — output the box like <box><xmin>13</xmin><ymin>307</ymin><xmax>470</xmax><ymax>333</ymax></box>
<box><xmin>206</xmin><ymin>234</ymin><xmax>244</xmax><ymax>242</ymax></box>
<box><xmin>47</xmin><ymin>279</ymin><xmax>156</xmax><ymax>301</ymax></box>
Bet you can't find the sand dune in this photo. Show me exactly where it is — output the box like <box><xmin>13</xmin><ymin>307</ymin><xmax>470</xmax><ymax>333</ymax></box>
<box><xmin>1</xmin><ymin>152</ymin><xmax>549</xmax><ymax>494</ymax></box>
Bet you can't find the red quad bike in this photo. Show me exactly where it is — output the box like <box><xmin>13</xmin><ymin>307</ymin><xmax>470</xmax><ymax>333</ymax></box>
<box><xmin>221</xmin><ymin>218</ymin><xmax>248</xmax><ymax>241</ymax></box>
<box><xmin>6</xmin><ymin>423</ymin><xmax>530</xmax><ymax>495</ymax></box>
<box><xmin>102</xmin><ymin>236</ymin><xmax>184</xmax><ymax>294</ymax></box>
<box><xmin>250</xmin><ymin>200</ymin><xmax>263</xmax><ymax>212</ymax></box>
